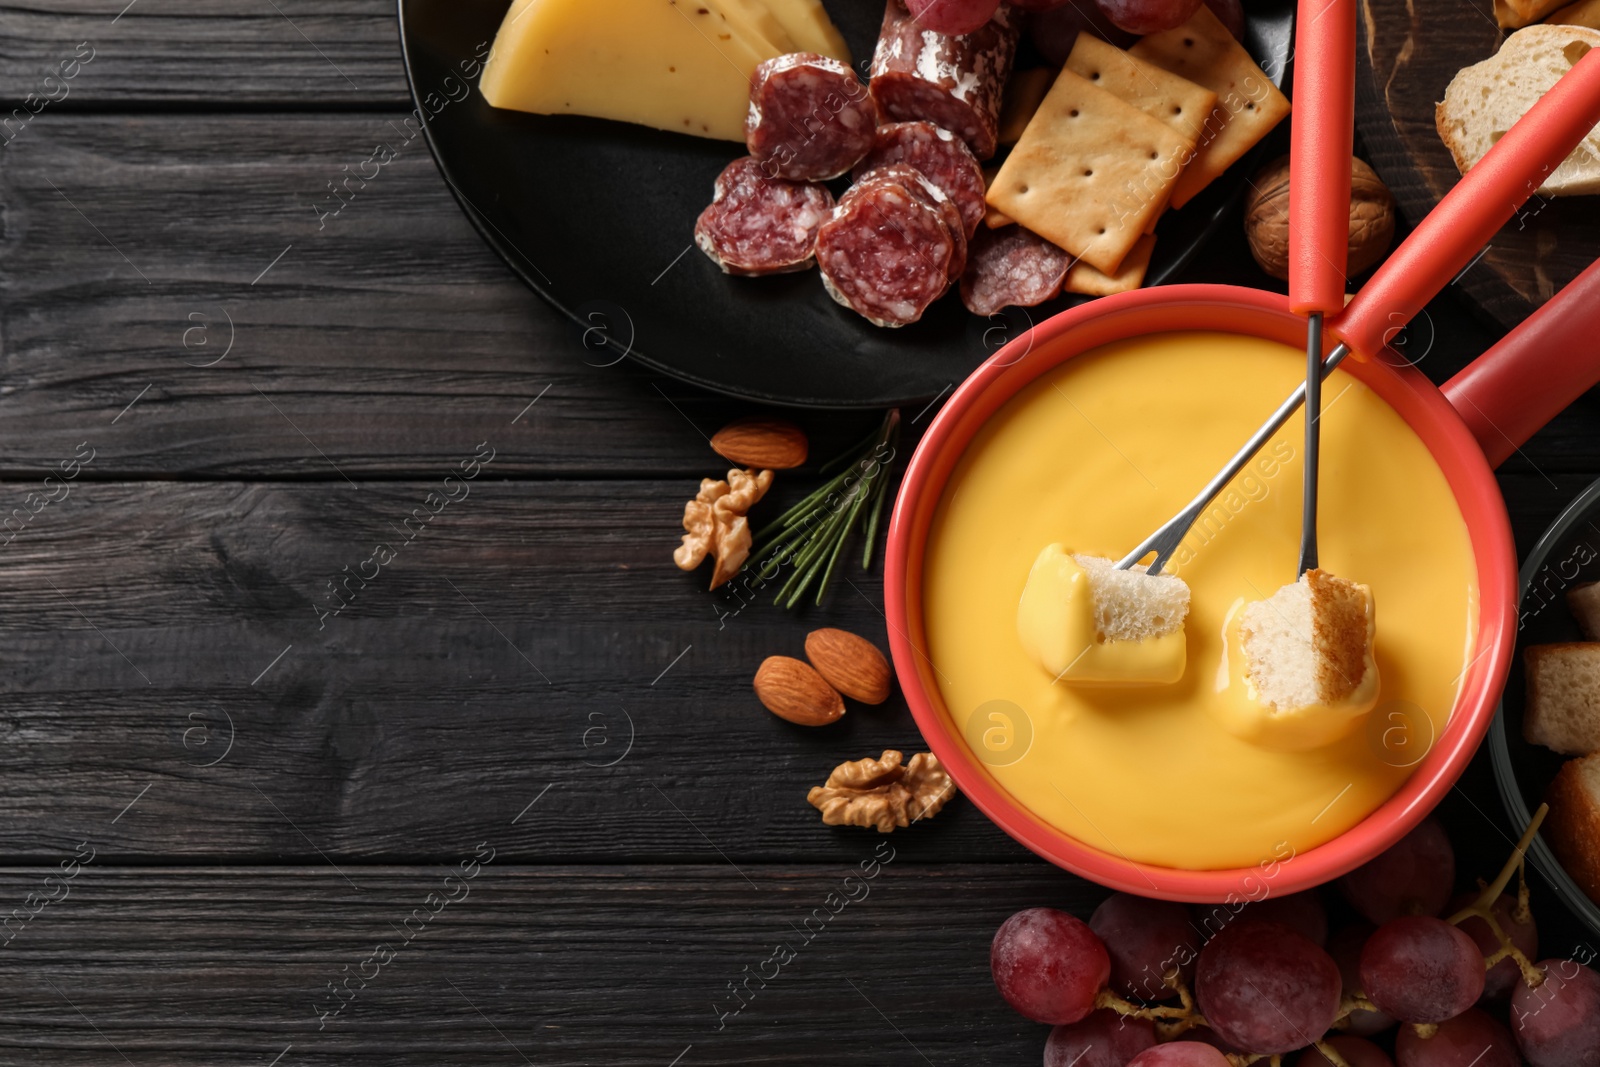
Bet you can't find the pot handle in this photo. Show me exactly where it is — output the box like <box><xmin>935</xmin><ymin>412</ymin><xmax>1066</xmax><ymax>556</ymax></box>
<box><xmin>1331</xmin><ymin>45</ymin><xmax>1600</xmax><ymax>360</ymax></box>
<box><xmin>1441</xmin><ymin>256</ymin><xmax>1600</xmax><ymax>469</ymax></box>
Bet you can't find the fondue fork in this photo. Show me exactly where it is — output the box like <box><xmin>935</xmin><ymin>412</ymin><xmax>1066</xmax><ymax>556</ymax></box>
<box><xmin>1118</xmin><ymin>44</ymin><xmax>1600</xmax><ymax>578</ymax></box>
<box><xmin>1288</xmin><ymin>0</ymin><xmax>1357</xmax><ymax>576</ymax></box>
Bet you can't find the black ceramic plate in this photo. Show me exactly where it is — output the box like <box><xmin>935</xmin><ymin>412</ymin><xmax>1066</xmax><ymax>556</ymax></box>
<box><xmin>397</xmin><ymin>0</ymin><xmax>1295</xmax><ymax>408</ymax></box>
<box><xmin>1492</xmin><ymin>478</ymin><xmax>1600</xmax><ymax>941</ymax></box>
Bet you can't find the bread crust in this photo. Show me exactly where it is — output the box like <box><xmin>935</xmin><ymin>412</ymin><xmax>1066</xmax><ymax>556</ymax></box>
<box><xmin>1546</xmin><ymin>753</ymin><xmax>1600</xmax><ymax>905</ymax></box>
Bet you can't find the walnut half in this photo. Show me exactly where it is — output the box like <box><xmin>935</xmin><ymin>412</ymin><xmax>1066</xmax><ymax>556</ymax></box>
<box><xmin>673</xmin><ymin>468</ymin><xmax>774</xmax><ymax>589</ymax></box>
<box><xmin>807</xmin><ymin>750</ymin><xmax>956</xmax><ymax>833</ymax></box>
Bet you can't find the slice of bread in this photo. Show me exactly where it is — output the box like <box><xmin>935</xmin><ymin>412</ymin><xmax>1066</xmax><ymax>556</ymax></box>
<box><xmin>1240</xmin><ymin>569</ymin><xmax>1375</xmax><ymax>711</ymax></box>
<box><xmin>1073</xmin><ymin>554</ymin><xmax>1190</xmax><ymax>642</ymax></box>
<box><xmin>1568</xmin><ymin>581</ymin><xmax>1600</xmax><ymax>639</ymax></box>
<box><xmin>1436</xmin><ymin>25</ymin><xmax>1600</xmax><ymax>196</ymax></box>
<box><xmin>1545</xmin><ymin>751</ymin><xmax>1600</xmax><ymax>905</ymax></box>
<box><xmin>1524</xmin><ymin>643</ymin><xmax>1600</xmax><ymax>753</ymax></box>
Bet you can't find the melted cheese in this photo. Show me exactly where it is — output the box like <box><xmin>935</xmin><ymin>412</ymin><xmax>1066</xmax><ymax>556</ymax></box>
<box><xmin>923</xmin><ymin>332</ymin><xmax>1477</xmax><ymax>870</ymax></box>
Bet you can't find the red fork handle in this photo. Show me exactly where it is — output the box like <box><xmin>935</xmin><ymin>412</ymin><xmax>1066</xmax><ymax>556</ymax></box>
<box><xmin>1288</xmin><ymin>0</ymin><xmax>1356</xmax><ymax>316</ymax></box>
<box><xmin>1443</xmin><ymin>257</ymin><xmax>1600</xmax><ymax>469</ymax></box>
<box><xmin>1332</xmin><ymin>44</ymin><xmax>1600</xmax><ymax>359</ymax></box>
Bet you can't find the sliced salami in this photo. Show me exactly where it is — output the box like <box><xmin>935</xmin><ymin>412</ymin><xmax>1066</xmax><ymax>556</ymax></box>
<box><xmin>695</xmin><ymin>157</ymin><xmax>835</xmax><ymax>277</ymax></box>
<box><xmin>816</xmin><ymin>174</ymin><xmax>958</xmax><ymax>328</ymax></box>
<box><xmin>869</xmin><ymin>0</ymin><xmax>1020</xmax><ymax>161</ymax></box>
<box><xmin>853</xmin><ymin>121</ymin><xmax>988</xmax><ymax>237</ymax></box>
<box><xmin>846</xmin><ymin>163</ymin><xmax>968</xmax><ymax>285</ymax></box>
<box><xmin>959</xmin><ymin>226</ymin><xmax>1073</xmax><ymax>316</ymax></box>
<box><xmin>746</xmin><ymin>52</ymin><xmax>879</xmax><ymax>181</ymax></box>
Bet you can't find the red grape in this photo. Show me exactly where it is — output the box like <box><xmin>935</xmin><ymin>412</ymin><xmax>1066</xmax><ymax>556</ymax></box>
<box><xmin>1027</xmin><ymin>0</ymin><xmax>1137</xmax><ymax>62</ymax></box>
<box><xmin>906</xmin><ymin>0</ymin><xmax>1003</xmax><ymax>35</ymax></box>
<box><xmin>1090</xmin><ymin>894</ymin><xmax>1201</xmax><ymax>1001</ymax></box>
<box><xmin>1359</xmin><ymin>916</ymin><xmax>1484</xmax><ymax>1023</ymax></box>
<box><xmin>1092</xmin><ymin>0</ymin><xmax>1204</xmax><ymax>35</ymax></box>
<box><xmin>1009</xmin><ymin>0</ymin><xmax>1076</xmax><ymax>8</ymax></box>
<box><xmin>1045</xmin><ymin>1009</ymin><xmax>1156</xmax><ymax>1067</ymax></box>
<box><xmin>1127</xmin><ymin>1044</ymin><xmax>1231</xmax><ymax>1067</ymax></box>
<box><xmin>992</xmin><ymin>907</ymin><xmax>1111</xmax><ymax>1025</ymax></box>
<box><xmin>1326</xmin><ymin>924</ymin><xmax>1398</xmax><ymax>1037</ymax></box>
<box><xmin>1511</xmin><ymin>958</ymin><xmax>1600</xmax><ymax>1067</ymax></box>
<box><xmin>1396</xmin><ymin>1008</ymin><xmax>1520</xmax><ymax>1067</ymax></box>
<box><xmin>1183</xmin><ymin>1028</ymin><xmax>1246</xmax><ymax>1054</ymax></box>
<box><xmin>1296</xmin><ymin>1036</ymin><xmax>1394</xmax><ymax>1067</ymax></box>
<box><xmin>1339</xmin><ymin>818</ymin><xmax>1455</xmax><ymax>925</ymax></box>
<box><xmin>1202</xmin><ymin>0</ymin><xmax>1245</xmax><ymax>39</ymax></box>
<box><xmin>1195</xmin><ymin>891</ymin><xmax>1328</xmax><ymax>947</ymax></box>
<box><xmin>1449</xmin><ymin>892</ymin><xmax>1537</xmax><ymax>1002</ymax></box>
<box><xmin>1195</xmin><ymin>921</ymin><xmax>1342</xmax><ymax>1054</ymax></box>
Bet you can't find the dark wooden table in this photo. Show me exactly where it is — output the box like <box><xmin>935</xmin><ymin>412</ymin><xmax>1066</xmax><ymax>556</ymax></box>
<box><xmin>1</xmin><ymin>4</ymin><xmax>1598</xmax><ymax>1063</ymax></box>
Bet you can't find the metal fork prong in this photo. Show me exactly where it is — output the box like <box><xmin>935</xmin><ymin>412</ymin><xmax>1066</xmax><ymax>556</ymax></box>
<box><xmin>1116</xmin><ymin>342</ymin><xmax>1352</xmax><ymax>576</ymax></box>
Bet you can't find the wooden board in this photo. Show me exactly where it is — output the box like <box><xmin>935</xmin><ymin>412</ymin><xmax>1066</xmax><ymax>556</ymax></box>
<box><xmin>1355</xmin><ymin>0</ymin><xmax>1600</xmax><ymax>331</ymax></box>
<box><xmin>0</xmin><ymin>864</ymin><xmax>1094</xmax><ymax>1065</ymax></box>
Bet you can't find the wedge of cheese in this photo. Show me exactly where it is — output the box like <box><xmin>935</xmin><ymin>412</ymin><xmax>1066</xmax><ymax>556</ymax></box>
<box><xmin>480</xmin><ymin>0</ymin><xmax>784</xmax><ymax>141</ymax></box>
<box><xmin>716</xmin><ymin>0</ymin><xmax>799</xmax><ymax>54</ymax></box>
<box><xmin>757</xmin><ymin>0</ymin><xmax>852</xmax><ymax>63</ymax></box>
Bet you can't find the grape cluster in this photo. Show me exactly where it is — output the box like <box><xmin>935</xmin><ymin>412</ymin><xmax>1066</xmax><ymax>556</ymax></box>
<box><xmin>902</xmin><ymin>0</ymin><xmax>1244</xmax><ymax>43</ymax></box>
<box><xmin>989</xmin><ymin>814</ymin><xmax>1600</xmax><ymax>1067</ymax></box>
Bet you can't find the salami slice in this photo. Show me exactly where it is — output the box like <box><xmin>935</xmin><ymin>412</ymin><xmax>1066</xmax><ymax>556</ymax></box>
<box><xmin>959</xmin><ymin>226</ymin><xmax>1073</xmax><ymax>316</ymax></box>
<box><xmin>869</xmin><ymin>0</ymin><xmax>1020</xmax><ymax>160</ymax></box>
<box><xmin>746</xmin><ymin>52</ymin><xmax>879</xmax><ymax>181</ymax></box>
<box><xmin>846</xmin><ymin>163</ymin><xmax>968</xmax><ymax>286</ymax></box>
<box><xmin>854</xmin><ymin>121</ymin><xmax>988</xmax><ymax>237</ymax></box>
<box><xmin>816</xmin><ymin>174</ymin><xmax>958</xmax><ymax>328</ymax></box>
<box><xmin>695</xmin><ymin>157</ymin><xmax>835</xmax><ymax>276</ymax></box>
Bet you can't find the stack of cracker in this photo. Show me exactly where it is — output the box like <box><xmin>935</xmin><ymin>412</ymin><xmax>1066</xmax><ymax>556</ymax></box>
<box><xmin>984</xmin><ymin>8</ymin><xmax>1290</xmax><ymax>295</ymax></box>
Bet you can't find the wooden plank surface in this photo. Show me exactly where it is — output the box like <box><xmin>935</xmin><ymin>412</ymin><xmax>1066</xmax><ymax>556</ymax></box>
<box><xmin>0</xmin><ymin>476</ymin><xmax>1034</xmax><ymax>862</ymax></box>
<box><xmin>0</xmin><ymin>864</ymin><xmax>1095</xmax><ymax>1065</ymax></box>
<box><xmin>0</xmin><ymin>470</ymin><xmax>1581</xmax><ymax>863</ymax></box>
<box><xmin>0</xmin><ymin>2</ymin><xmax>408</xmax><ymax>108</ymax></box>
<box><xmin>3</xmin><ymin>112</ymin><xmax>1598</xmax><ymax>479</ymax></box>
<box><xmin>0</xmin><ymin>112</ymin><xmax>885</xmax><ymax>477</ymax></box>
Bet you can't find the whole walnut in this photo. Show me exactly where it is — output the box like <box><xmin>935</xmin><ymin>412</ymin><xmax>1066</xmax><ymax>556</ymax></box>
<box><xmin>1244</xmin><ymin>155</ymin><xmax>1396</xmax><ymax>282</ymax></box>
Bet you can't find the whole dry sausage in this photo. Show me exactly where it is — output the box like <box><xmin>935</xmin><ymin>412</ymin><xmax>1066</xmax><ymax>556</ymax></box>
<box><xmin>746</xmin><ymin>52</ymin><xmax>879</xmax><ymax>181</ymax></box>
<box><xmin>959</xmin><ymin>225</ymin><xmax>1074</xmax><ymax>315</ymax></box>
<box><xmin>695</xmin><ymin>157</ymin><xmax>835</xmax><ymax>276</ymax></box>
<box><xmin>854</xmin><ymin>121</ymin><xmax>988</xmax><ymax>237</ymax></box>
<box><xmin>868</xmin><ymin>0</ymin><xmax>1020</xmax><ymax>160</ymax></box>
<box><xmin>816</xmin><ymin>173</ymin><xmax>959</xmax><ymax>327</ymax></box>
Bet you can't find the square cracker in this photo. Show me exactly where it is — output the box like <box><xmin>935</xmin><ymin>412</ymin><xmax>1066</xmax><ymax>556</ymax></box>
<box><xmin>1131</xmin><ymin>6</ymin><xmax>1291</xmax><ymax>208</ymax></box>
<box><xmin>1065</xmin><ymin>34</ymin><xmax>1218</xmax><ymax>147</ymax></box>
<box><xmin>987</xmin><ymin>70</ymin><xmax>1189</xmax><ymax>274</ymax></box>
<box><xmin>1065</xmin><ymin>233</ymin><xmax>1156</xmax><ymax>296</ymax></box>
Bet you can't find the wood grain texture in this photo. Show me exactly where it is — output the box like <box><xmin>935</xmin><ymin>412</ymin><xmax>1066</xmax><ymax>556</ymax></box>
<box><xmin>2</xmin><ymin>114</ymin><xmax>1598</xmax><ymax>478</ymax></box>
<box><xmin>0</xmin><ymin>470</ymin><xmax>1579</xmax><ymax>863</ymax></box>
<box><xmin>0</xmin><ymin>477</ymin><xmax>1031</xmax><ymax>862</ymax></box>
<box><xmin>1354</xmin><ymin>0</ymin><xmax>1600</xmax><ymax>331</ymax></box>
<box><xmin>0</xmin><ymin>113</ymin><xmax>887</xmax><ymax>477</ymax></box>
<box><xmin>0</xmin><ymin>2</ymin><xmax>408</xmax><ymax>108</ymax></box>
<box><xmin>0</xmin><ymin>864</ymin><xmax>1095</xmax><ymax>1064</ymax></box>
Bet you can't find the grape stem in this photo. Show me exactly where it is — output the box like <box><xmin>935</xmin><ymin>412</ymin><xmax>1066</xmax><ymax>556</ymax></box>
<box><xmin>1444</xmin><ymin>802</ymin><xmax>1549</xmax><ymax>989</ymax></box>
<box><xmin>1095</xmin><ymin>973</ymin><xmax>1209</xmax><ymax>1040</ymax></box>
<box><xmin>1311</xmin><ymin>1042</ymin><xmax>1353</xmax><ymax>1067</ymax></box>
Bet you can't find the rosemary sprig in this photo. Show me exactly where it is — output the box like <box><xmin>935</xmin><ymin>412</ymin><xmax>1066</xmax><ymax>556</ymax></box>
<box><xmin>745</xmin><ymin>409</ymin><xmax>901</xmax><ymax>609</ymax></box>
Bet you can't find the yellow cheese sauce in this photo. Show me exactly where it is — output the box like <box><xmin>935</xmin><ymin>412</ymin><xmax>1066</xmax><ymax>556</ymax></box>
<box><xmin>922</xmin><ymin>332</ymin><xmax>1478</xmax><ymax>870</ymax></box>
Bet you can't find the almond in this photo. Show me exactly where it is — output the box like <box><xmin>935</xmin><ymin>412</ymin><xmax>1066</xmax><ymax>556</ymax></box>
<box><xmin>712</xmin><ymin>417</ymin><xmax>808</xmax><ymax>470</ymax></box>
<box><xmin>805</xmin><ymin>628</ymin><xmax>892</xmax><ymax>705</ymax></box>
<box><xmin>754</xmin><ymin>655</ymin><xmax>844</xmax><ymax>726</ymax></box>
